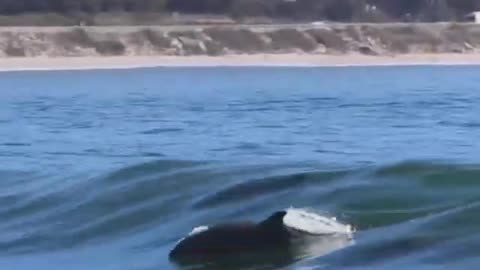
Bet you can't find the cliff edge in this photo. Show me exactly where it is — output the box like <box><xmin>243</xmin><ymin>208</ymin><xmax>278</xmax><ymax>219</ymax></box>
<box><xmin>1</xmin><ymin>23</ymin><xmax>479</xmax><ymax>58</ymax></box>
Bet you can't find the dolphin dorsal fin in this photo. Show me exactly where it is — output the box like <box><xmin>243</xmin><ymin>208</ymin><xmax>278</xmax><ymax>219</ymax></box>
<box><xmin>259</xmin><ymin>211</ymin><xmax>287</xmax><ymax>228</ymax></box>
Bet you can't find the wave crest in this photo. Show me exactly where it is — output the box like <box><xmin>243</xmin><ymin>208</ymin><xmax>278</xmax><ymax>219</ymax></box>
<box><xmin>283</xmin><ymin>207</ymin><xmax>354</xmax><ymax>236</ymax></box>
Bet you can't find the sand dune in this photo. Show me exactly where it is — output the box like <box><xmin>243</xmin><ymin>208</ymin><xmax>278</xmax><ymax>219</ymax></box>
<box><xmin>1</xmin><ymin>23</ymin><xmax>480</xmax><ymax>70</ymax></box>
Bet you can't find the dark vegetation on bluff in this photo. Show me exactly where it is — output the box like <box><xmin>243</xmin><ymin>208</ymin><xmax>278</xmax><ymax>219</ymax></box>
<box><xmin>1</xmin><ymin>0</ymin><xmax>480</xmax><ymax>25</ymax></box>
<box><xmin>4</xmin><ymin>22</ymin><xmax>480</xmax><ymax>57</ymax></box>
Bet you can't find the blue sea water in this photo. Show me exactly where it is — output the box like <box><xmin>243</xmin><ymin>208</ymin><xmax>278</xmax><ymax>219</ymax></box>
<box><xmin>0</xmin><ymin>65</ymin><xmax>480</xmax><ymax>270</ymax></box>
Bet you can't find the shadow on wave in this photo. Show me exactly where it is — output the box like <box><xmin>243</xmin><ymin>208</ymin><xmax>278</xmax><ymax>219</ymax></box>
<box><xmin>169</xmin><ymin>208</ymin><xmax>354</xmax><ymax>270</ymax></box>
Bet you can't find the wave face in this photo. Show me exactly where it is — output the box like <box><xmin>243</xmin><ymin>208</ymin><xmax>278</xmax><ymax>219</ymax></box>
<box><xmin>1</xmin><ymin>160</ymin><xmax>480</xmax><ymax>270</ymax></box>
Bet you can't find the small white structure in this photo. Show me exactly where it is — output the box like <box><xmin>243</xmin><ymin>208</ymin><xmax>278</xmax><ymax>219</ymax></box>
<box><xmin>465</xmin><ymin>12</ymin><xmax>480</xmax><ymax>23</ymax></box>
<box><xmin>365</xmin><ymin>4</ymin><xmax>377</xmax><ymax>12</ymax></box>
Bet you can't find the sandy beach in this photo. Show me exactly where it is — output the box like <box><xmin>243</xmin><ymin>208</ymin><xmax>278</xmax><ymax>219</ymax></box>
<box><xmin>1</xmin><ymin>53</ymin><xmax>480</xmax><ymax>71</ymax></box>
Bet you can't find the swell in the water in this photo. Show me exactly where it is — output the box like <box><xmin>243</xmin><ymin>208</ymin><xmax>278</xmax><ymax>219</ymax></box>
<box><xmin>1</xmin><ymin>159</ymin><xmax>480</xmax><ymax>269</ymax></box>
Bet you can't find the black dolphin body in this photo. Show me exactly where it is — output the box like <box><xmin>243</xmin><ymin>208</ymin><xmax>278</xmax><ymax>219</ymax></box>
<box><xmin>169</xmin><ymin>211</ymin><xmax>293</xmax><ymax>260</ymax></box>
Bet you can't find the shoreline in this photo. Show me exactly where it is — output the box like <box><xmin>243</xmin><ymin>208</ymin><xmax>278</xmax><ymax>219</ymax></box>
<box><xmin>2</xmin><ymin>53</ymin><xmax>480</xmax><ymax>71</ymax></box>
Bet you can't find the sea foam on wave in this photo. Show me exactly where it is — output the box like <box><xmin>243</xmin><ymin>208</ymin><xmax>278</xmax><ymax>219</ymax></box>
<box><xmin>283</xmin><ymin>207</ymin><xmax>354</xmax><ymax>236</ymax></box>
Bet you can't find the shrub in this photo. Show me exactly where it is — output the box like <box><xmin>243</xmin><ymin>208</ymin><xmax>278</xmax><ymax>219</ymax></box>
<box><xmin>267</xmin><ymin>29</ymin><xmax>317</xmax><ymax>52</ymax></box>
<box><xmin>4</xmin><ymin>43</ymin><xmax>25</xmax><ymax>57</ymax></box>
<box><xmin>204</xmin><ymin>28</ymin><xmax>267</xmax><ymax>52</ymax></box>
<box><xmin>94</xmin><ymin>40</ymin><xmax>126</xmax><ymax>55</ymax></box>
<box><xmin>306</xmin><ymin>28</ymin><xmax>347</xmax><ymax>52</ymax></box>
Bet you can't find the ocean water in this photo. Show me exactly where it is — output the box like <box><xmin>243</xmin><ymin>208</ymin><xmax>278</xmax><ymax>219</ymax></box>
<box><xmin>1</xmin><ymin>65</ymin><xmax>480</xmax><ymax>270</ymax></box>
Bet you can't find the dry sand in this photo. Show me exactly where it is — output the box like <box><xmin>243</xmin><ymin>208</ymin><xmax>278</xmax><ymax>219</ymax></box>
<box><xmin>1</xmin><ymin>53</ymin><xmax>480</xmax><ymax>72</ymax></box>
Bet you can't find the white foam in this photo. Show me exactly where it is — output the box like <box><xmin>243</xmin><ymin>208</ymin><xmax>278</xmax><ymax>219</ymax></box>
<box><xmin>188</xmin><ymin>225</ymin><xmax>209</xmax><ymax>236</ymax></box>
<box><xmin>174</xmin><ymin>225</ymin><xmax>210</xmax><ymax>246</ymax></box>
<box><xmin>283</xmin><ymin>207</ymin><xmax>354</xmax><ymax>236</ymax></box>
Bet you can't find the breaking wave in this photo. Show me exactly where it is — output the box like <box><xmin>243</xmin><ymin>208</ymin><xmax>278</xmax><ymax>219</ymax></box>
<box><xmin>1</xmin><ymin>159</ymin><xmax>480</xmax><ymax>269</ymax></box>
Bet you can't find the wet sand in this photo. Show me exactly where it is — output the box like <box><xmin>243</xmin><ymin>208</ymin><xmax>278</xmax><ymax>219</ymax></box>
<box><xmin>1</xmin><ymin>53</ymin><xmax>480</xmax><ymax>71</ymax></box>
